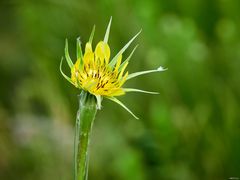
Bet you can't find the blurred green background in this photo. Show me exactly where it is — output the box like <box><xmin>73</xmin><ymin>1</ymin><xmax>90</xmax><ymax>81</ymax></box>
<box><xmin>1</xmin><ymin>0</ymin><xmax>240</xmax><ymax>179</ymax></box>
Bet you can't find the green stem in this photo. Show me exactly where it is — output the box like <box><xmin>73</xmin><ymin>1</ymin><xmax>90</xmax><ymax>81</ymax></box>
<box><xmin>74</xmin><ymin>91</ymin><xmax>97</xmax><ymax>180</ymax></box>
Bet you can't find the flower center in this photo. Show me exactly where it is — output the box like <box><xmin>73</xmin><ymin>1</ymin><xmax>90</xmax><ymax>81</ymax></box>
<box><xmin>72</xmin><ymin>63</ymin><xmax>125</xmax><ymax>96</ymax></box>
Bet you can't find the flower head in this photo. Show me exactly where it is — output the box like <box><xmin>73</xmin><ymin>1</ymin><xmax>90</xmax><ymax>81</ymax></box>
<box><xmin>60</xmin><ymin>17</ymin><xmax>166</xmax><ymax>119</ymax></box>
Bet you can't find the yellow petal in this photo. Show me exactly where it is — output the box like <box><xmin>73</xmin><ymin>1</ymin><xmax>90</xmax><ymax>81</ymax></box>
<box><xmin>75</xmin><ymin>59</ymin><xmax>80</xmax><ymax>69</ymax></box>
<box><xmin>95</xmin><ymin>41</ymin><xmax>104</xmax><ymax>63</ymax></box>
<box><xmin>104</xmin><ymin>43</ymin><xmax>111</xmax><ymax>63</ymax></box>
<box><xmin>119</xmin><ymin>72</ymin><xmax>128</xmax><ymax>87</ymax></box>
<box><xmin>71</xmin><ymin>66</ymin><xmax>77</xmax><ymax>85</ymax></box>
<box><xmin>118</xmin><ymin>61</ymin><xmax>128</xmax><ymax>80</ymax></box>
<box><xmin>114</xmin><ymin>54</ymin><xmax>122</xmax><ymax>72</ymax></box>
<box><xmin>83</xmin><ymin>52</ymin><xmax>94</xmax><ymax>65</ymax></box>
<box><xmin>95</xmin><ymin>41</ymin><xmax>110</xmax><ymax>64</ymax></box>
<box><xmin>85</xmin><ymin>42</ymin><xmax>92</xmax><ymax>54</ymax></box>
<box><xmin>108</xmin><ymin>88</ymin><xmax>125</xmax><ymax>96</ymax></box>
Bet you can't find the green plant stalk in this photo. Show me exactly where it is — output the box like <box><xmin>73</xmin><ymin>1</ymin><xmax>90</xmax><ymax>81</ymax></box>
<box><xmin>74</xmin><ymin>91</ymin><xmax>97</xmax><ymax>180</ymax></box>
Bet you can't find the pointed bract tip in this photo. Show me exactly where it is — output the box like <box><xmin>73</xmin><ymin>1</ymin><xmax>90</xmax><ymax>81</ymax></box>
<box><xmin>135</xmin><ymin>29</ymin><xmax>142</xmax><ymax>37</ymax></box>
<box><xmin>104</xmin><ymin>17</ymin><xmax>112</xmax><ymax>43</ymax></box>
<box><xmin>89</xmin><ymin>25</ymin><xmax>96</xmax><ymax>43</ymax></box>
<box><xmin>157</xmin><ymin>66</ymin><xmax>168</xmax><ymax>71</ymax></box>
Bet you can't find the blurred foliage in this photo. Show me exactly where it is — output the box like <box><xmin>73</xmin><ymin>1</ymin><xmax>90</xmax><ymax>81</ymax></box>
<box><xmin>1</xmin><ymin>0</ymin><xmax>240</xmax><ymax>179</ymax></box>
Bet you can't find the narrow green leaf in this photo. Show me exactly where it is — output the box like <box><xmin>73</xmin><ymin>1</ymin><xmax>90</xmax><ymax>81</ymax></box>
<box><xmin>76</xmin><ymin>37</ymin><xmax>83</xmax><ymax>69</ymax></box>
<box><xmin>104</xmin><ymin>17</ymin><xmax>112</xmax><ymax>43</ymax></box>
<box><xmin>76</xmin><ymin>37</ymin><xmax>83</xmax><ymax>59</ymax></box>
<box><xmin>106</xmin><ymin>96</ymin><xmax>139</xmax><ymax>119</ymax></box>
<box><xmin>65</xmin><ymin>39</ymin><xmax>74</xmax><ymax>68</ymax></box>
<box><xmin>89</xmin><ymin>25</ymin><xmax>96</xmax><ymax>43</ymax></box>
<box><xmin>123</xmin><ymin>88</ymin><xmax>159</xmax><ymax>94</ymax></box>
<box><xmin>119</xmin><ymin>44</ymin><xmax>138</xmax><ymax>72</ymax></box>
<box><xmin>127</xmin><ymin>66</ymin><xmax>167</xmax><ymax>80</ymax></box>
<box><xmin>109</xmin><ymin>30</ymin><xmax>141</xmax><ymax>68</ymax></box>
<box><xmin>60</xmin><ymin>57</ymin><xmax>74</xmax><ymax>85</ymax></box>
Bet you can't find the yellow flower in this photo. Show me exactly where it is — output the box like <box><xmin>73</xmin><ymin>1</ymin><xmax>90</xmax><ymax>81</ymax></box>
<box><xmin>60</xmin><ymin>18</ymin><xmax>166</xmax><ymax>119</ymax></box>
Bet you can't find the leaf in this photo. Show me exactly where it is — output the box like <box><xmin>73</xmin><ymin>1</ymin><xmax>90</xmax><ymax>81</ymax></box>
<box><xmin>106</xmin><ymin>96</ymin><xmax>139</xmax><ymax>119</ymax></box>
<box><xmin>104</xmin><ymin>17</ymin><xmax>112</xmax><ymax>43</ymax></box>
<box><xmin>76</xmin><ymin>37</ymin><xmax>83</xmax><ymax>69</ymax></box>
<box><xmin>76</xmin><ymin>37</ymin><xmax>83</xmax><ymax>59</ymax></box>
<box><xmin>65</xmin><ymin>39</ymin><xmax>74</xmax><ymax>68</ymax></box>
<box><xmin>123</xmin><ymin>88</ymin><xmax>159</xmax><ymax>94</ymax></box>
<box><xmin>119</xmin><ymin>44</ymin><xmax>138</xmax><ymax>72</ymax></box>
<box><xmin>60</xmin><ymin>57</ymin><xmax>74</xmax><ymax>85</ymax></box>
<box><xmin>127</xmin><ymin>66</ymin><xmax>167</xmax><ymax>80</ymax></box>
<box><xmin>89</xmin><ymin>25</ymin><xmax>96</xmax><ymax>44</ymax></box>
<box><xmin>109</xmin><ymin>30</ymin><xmax>141</xmax><ymax>68</ymax></box>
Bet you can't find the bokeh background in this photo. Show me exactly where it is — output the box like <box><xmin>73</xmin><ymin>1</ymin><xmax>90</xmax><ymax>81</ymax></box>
<box><xmin>1</xmin><ymin>0</ymin><xmax>240</xmax><ymax>179</ymax></box>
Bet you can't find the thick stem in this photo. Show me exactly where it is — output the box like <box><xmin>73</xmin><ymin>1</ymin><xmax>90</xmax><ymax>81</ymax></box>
<box><xmin>74</xmin><ymin>91</ymin><xmax>97</xmax><ymax>180</ymax></box>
